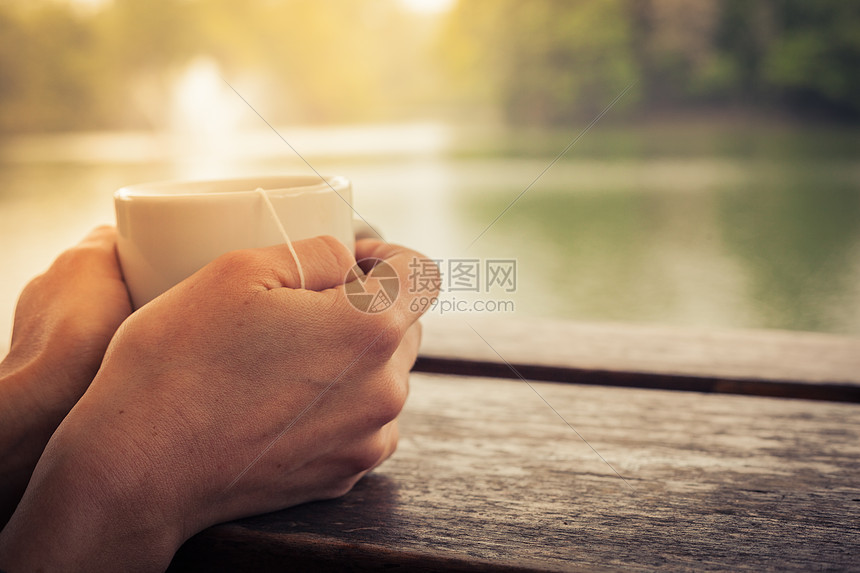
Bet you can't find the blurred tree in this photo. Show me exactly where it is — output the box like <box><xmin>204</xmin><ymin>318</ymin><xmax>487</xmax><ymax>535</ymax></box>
<box><xmin>92</xmin><ymin>0</ymin><xmax>200</xmax><ymax>128</ymax></box>
<box><xmin>0</xmin><ymin>3</ymin><xmax>100</xmax><ymax>131</ymax></box>
<box><xmin>762</xmin><ymin>0</ymin><xmax>860</xmax><ymax>118</ymax></box>
<box><xmin>0</xmin><ymin>0</ymin><xmax>429</xmax><ymax>131</ymax></box>
<box><xmin>1</xmin><ymin>0</ymin><xmax>859</xmax><ymax>132</ymax></box>
<box><xmin>441</xmin><ymin>0</ymin><xmax>860</xmax><ymax>125</ymax></box>
<box><xmin>441</xmin><ymin>0</ymin><xmax>639</xmax><ymax>125</ymax></box>
<box><xmin>631</xmin><ymin>0</ymin><xmax>738</xmax><ymax>106</ymax></box>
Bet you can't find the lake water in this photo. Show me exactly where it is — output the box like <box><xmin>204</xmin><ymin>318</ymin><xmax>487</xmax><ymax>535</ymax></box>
<box><xmin>1</xmin><ymin>121</ymin><xmax>859</xmax><ymax>352</ymax></box>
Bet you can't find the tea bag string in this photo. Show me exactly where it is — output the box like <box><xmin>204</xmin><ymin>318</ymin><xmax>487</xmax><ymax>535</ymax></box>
<box><xmin>255</xmin><ymin>188</ymin><xmax>306</xmax><ymax>290</ymax></box>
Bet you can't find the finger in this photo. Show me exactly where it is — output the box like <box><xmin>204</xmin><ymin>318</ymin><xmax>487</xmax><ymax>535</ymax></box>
<box><xmin>413</xmin><ymin>319</ymin><xmax>423</xmax><ymax>349</ymax></box>
<box><xmin>390</xmin><ymin>321</ymin><xmax>422</xmax><ymax>374</ymax></box>
<box><xmin>353</xmin><ymin>219</ymin><xmax>383</xmax><ymax>241</ymax></box>
<box><xmin>48</xmin><ymin>226</ymin><xmax>122</xmax><ymax>283</ymax></box>
<box><xmin>352</xmin><ymin>240</ymin><xmax>440</xmax><ymax>327</ymax></box>
<box><xmin>368</xmin><ymin>419</ymin><xmax>399</xmax><ymax>472</ymax></box>
<box><xmin>256</xmin><ymin>235</ymin><xmax>357</xmax><ymax>292</ymax></box>
<box><xmin>354</xmin><ymin>238</ymin><xmax>402</xmax><ymax>265</ymax></box>
<box><xmin>77</xmin><ymin>225</ymin><xmax>118</xmax><ymax>250</ymax></box>
<box><xmin>354</xmin><ymin>323</ymin><xmax>420</xmax><ymax>418</ymax></box>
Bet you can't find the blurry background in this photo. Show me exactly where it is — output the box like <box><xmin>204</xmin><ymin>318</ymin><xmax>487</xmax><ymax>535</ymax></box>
<box><xmin>1</xmin><ymin>0</ymin><xmax>859</xmax><ymax>349</ymax></box>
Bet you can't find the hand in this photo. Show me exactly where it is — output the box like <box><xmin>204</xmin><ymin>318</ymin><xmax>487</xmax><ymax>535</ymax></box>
<box><xmin>0</xmin><ymin>236</ymin><xmax>437</xmax><ymax>572</ymax></box>
<box><xmin>0</xmin><ymin>226</ymin><xmax>132</xmax><ymax>523</ymax></box>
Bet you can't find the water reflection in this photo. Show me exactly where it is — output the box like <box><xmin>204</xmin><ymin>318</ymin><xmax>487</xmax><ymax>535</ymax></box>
<box><xmin>716</xmin><ymin>166</ymin><xmax>860</xmax><ymax>333</ymax></box>
<box><xmin>460</xmin><ymin>159</ymin><xmax>860</xmax><ymax>335</ymax></box>
<box><xmin>1</xmin><ymin>126</ymin><xmax>859</xmax><ymax>353</ymax></box>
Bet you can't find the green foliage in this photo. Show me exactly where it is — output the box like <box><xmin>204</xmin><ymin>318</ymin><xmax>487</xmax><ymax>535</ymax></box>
<box><xmin>441</xmin><ymin>0</ymin><xmax>860</xmax><ymax>124</ymax></box>
<box><xmin>0</xmin><ymin>0</ymin><xmax>858</xmax><ymax>131</ymax></box>
<box><xmin>762</xmin><ymin>0</ymin><xmax>860</xmax><ymax>115</ymax></box>
<box><xmin>440</xmin><ymin>0</ymin><xmax>639</xmax><ymax>124</ymax></box>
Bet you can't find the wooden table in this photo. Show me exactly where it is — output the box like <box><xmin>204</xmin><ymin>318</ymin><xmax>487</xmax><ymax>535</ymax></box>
<box><xmin>168</xmin><ymin>317</ymin><xmax>860</xmax><ymax>571</ymax></box>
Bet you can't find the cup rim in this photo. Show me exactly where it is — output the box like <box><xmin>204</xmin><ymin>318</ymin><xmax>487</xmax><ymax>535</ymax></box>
<box><xmin>114</xmin><ymin>174</ymin><xmax>348</xmax><ymax>200</ymax></box>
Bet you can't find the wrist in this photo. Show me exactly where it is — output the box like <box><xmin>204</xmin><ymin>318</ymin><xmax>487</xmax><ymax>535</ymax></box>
<box><xmin>0</xmin><ymin>358</ymin><xmax>67</xmax><ymax>525</ymax></box>
<box><xmin>0</xmin><ymin>337</ymin><xmax>103</xmax><ymax>463</ymax></box>
<box><xmin>0</xmin><ymin>413</ymin><xmax>185</xmax><ymax>572</ymax></box>
<box><xmin>0</xmin><ymin>353</ymin><xmax>79</xmax><ymax>452</ymax></box>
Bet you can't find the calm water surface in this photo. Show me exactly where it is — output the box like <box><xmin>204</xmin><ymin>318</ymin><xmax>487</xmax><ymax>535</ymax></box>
<box><xmin>1</xmin><ymin>123</ymin><xmax>858</xmax><ymax>351</ymax></box>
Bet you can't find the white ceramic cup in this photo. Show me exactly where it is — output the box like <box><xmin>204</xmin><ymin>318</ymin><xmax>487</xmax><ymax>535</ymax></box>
<box><xmin>114</xmin><ymin>175</ymin><xmax>355</xmax><ymax>309</ymax></box>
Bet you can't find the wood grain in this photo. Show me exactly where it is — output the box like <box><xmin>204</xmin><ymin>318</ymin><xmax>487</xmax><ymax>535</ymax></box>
<box><xmin>414</xmin><ymin>316</ymin><xmax>860</xmax><ymax>401</ymax></box>
<box><xmin>169</xmin><ymin>373</ymin><xmax>860</xmax><ymax>571</ymax></box>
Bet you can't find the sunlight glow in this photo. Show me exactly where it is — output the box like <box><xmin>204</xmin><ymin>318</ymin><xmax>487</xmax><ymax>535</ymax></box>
<box><xmin>399</xmin><ymin>0</ymin><xmax>455</xmax><ymax>14</ymax></box>
<box><xmin>169</xmin><ymin>57</ymin><xmax>247</xmax><ymax>177</ymax></box>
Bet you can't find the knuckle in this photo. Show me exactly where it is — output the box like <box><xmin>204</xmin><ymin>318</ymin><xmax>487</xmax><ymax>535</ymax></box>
<box><xmin>348</xmin><ymin>450</ymin><xmax>381</xmax><ymax>476</ymax></box>
<box><xmin>194</xmin><ymin>250</ymin><xmax>267</xmax><ymax>295</ymax></box>
<box><xmin>322</xmin><ymin>475</ymin><xmax>361</xmax><ymax>500</ymax></box>
<box><xmin>345</xmin><ymin>436</ymin><xmax>389</xmax><ymax>475</ymax></box>
<box><xmin>343</xmin><ymin>313</ymin><xmax>403</xmax><ymax>361</ymax></box>
<box><xmin>52</xmin><ymin>245</ymin><xmax>88</xmax><ymax>268</ymax></box>
<box><xmin>48</xmin><ymin>246</ymin><xmax>101</xmax><ymax>279</ymax></box>
<box><xmin>364</xmin><ymin>318</ymin><xmax>403</xmax><ymax>360</ymax></box>
<box><xmin>211</xmin><ymin>249</ymin><xmax>245</xmax><ymax>270</ymax></box>
<box><xmin>316</xmin><ymin>234</ymin><xmax>350</xmax><ymax>258</ymax></box>
<box><xmin>387</xmin><ymin>433</ymin><xmax>399</xmax><ymax>458</ymax></box>
<box><xmin>370</xmin><ymin>370</ymin><xmax>408</xmax><ymax>424</ymax></box>
<box><xmin>75</xmin><ymin>226</ymin><xmax>115</xmax><ymax>251</ymax></box>
<box><xmin>210</xmin><ymin>249</ymin><xmax>264</xmax><ymax>276</ymax></box>
<box><xmin>313</xmin><ymin>234</ymin><xmax>355</xmax><ymax>275</ymax></box>
<box><xmin>89</xmin><ymin>224</ymin><xmax>115</xmax><ymax>237</ymax></box>
<box><xmin>23</xmin><ymin>272</ymin><xmax>47</xmax><ymax>293</ymax></box>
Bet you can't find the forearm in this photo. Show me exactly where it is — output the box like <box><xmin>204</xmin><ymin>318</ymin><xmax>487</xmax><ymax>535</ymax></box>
<box><xmin>0</xmin><ymin>359</ymin><xmax>65</xmax><ymax>526</ymax></box>
<box><xmin>0</xmin><ymin>416</ymin><xmax>182</xmax><ymax>572</ymax></box>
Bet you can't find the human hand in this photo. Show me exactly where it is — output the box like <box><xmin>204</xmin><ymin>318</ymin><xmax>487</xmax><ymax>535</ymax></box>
<box><xmin>0</xmin><ymin>236</ymin><xmax>436</xmax><ymax>572</ymax></box>
<box><xmin>0</xmin><ymin>226</ymin><xmax>132</xmax><ymax>522</ymax></box>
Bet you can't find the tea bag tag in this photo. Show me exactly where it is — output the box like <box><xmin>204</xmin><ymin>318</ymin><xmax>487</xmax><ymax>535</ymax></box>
<box><xmin>256</xmin><ymin>187</ymin><xmax>306</xmax><ymax>289</ymax></box>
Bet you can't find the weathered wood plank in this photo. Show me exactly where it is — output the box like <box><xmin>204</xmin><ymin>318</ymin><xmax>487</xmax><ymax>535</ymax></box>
<box><xmin>169</xmin><ymin>373</ymin><xmax>860</xmax><ymax>571</ymax></box>
<box><xmin>414</xmin><ymin>316</ymin><xmax>860</xmax><ymax>401</ymax></box>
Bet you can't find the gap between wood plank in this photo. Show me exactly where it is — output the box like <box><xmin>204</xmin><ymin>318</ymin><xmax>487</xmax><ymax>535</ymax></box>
<box><xmin>412</xmin><ymin>356</ymin><xmax>860</xmax><ymax>403</ymax></box>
